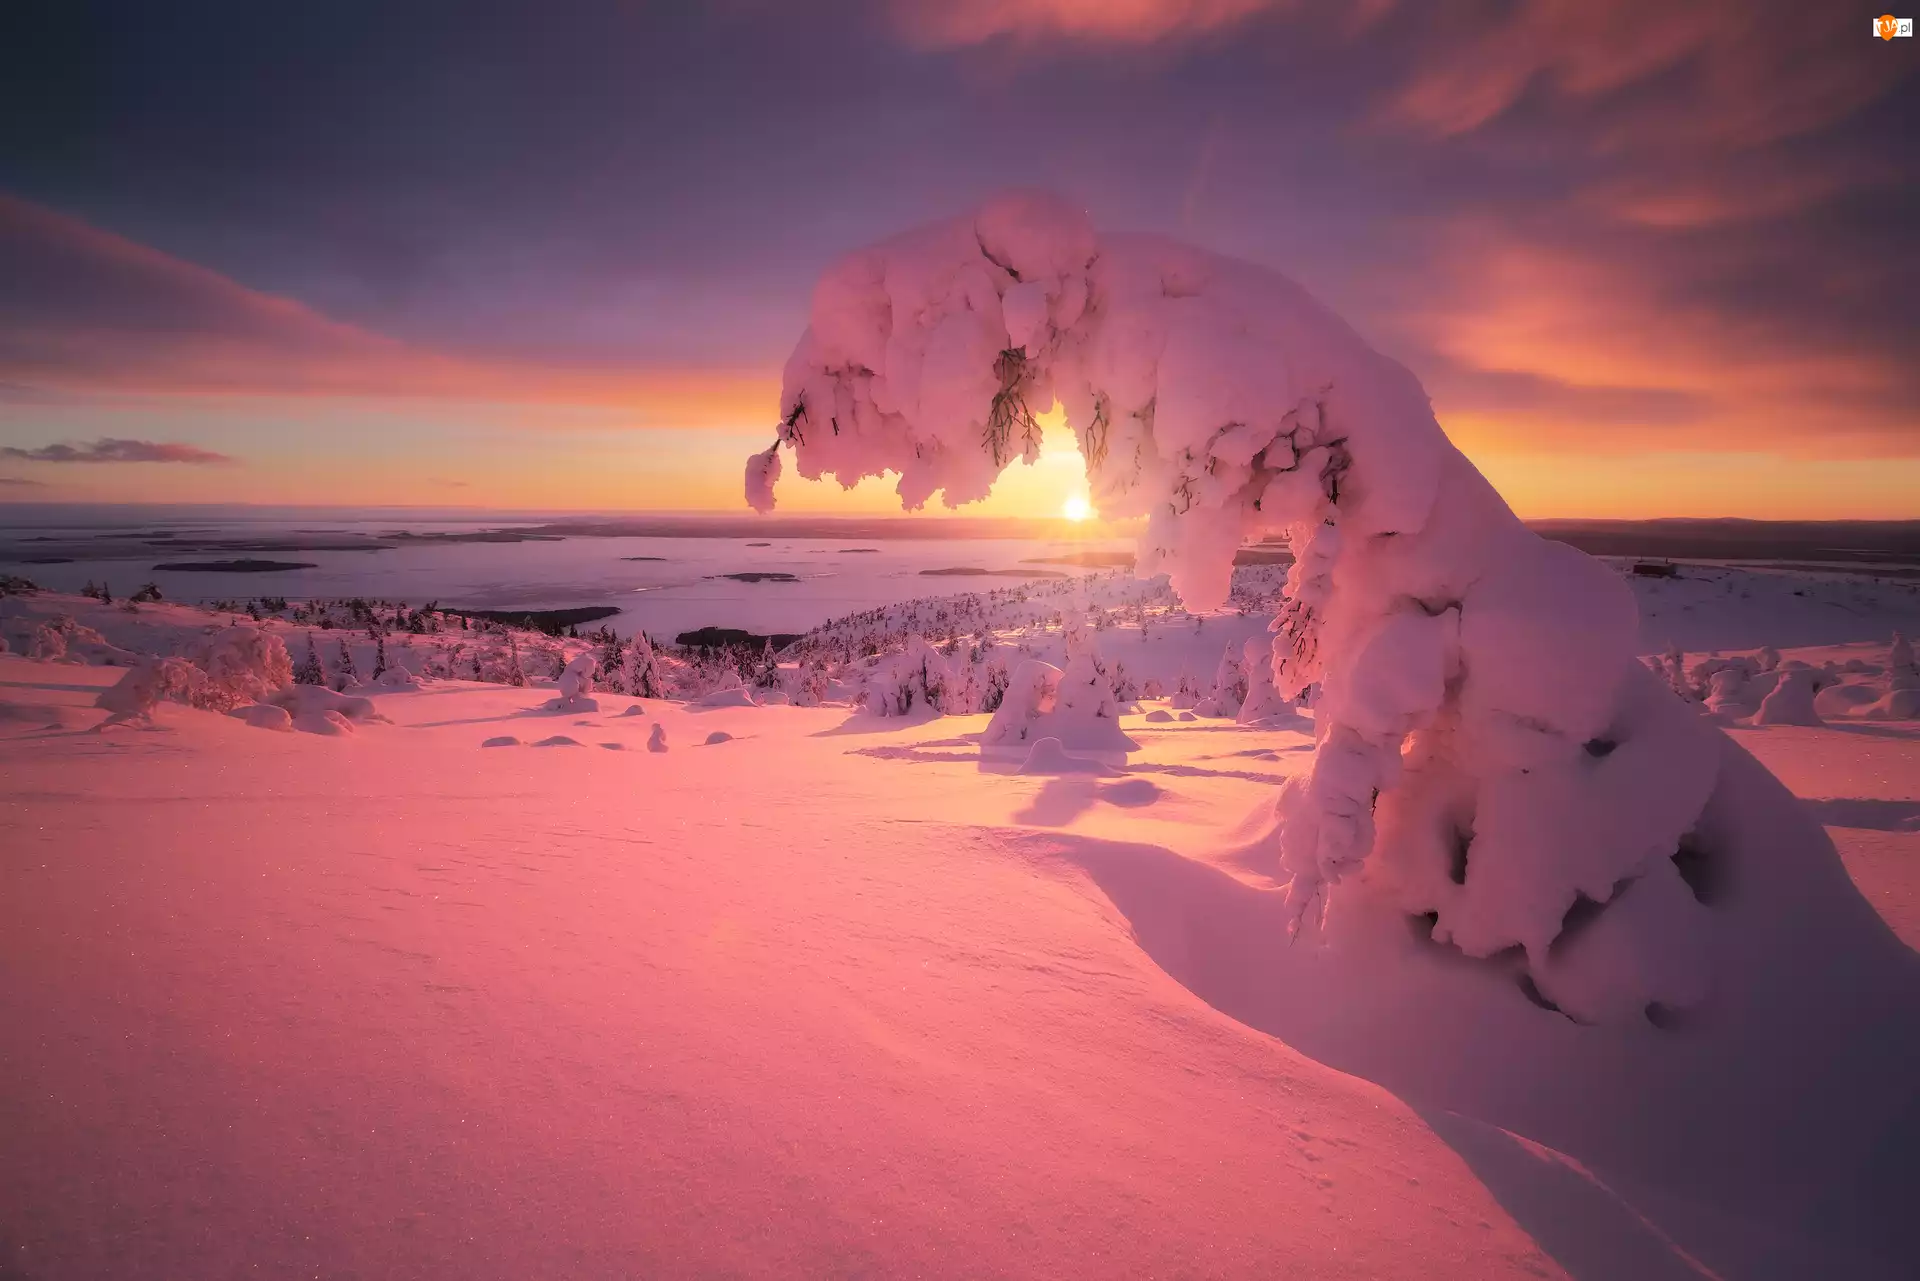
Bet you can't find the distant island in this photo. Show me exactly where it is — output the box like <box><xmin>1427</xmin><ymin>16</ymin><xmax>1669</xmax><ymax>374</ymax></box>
<box><xmin>920</xmin><ymin>567</ymin><xmax>1069</xmax><ymax>578</ymax></box>
<box><xmin>713</xmin><ymin>572</ymin><xmax>800</xmax><ymax>583</ymax></box>
<box><xmin>675</xmin><ymin>626</ymin><xmax>804</xmax><ymax>649</ymax></box>
<box><xmin>839</xmin><ymin>548</ymin><xmax>880</xmax><ymax>553</ymax></box>
<box><xmin>746</xmin><ymin>541</ymin><xmax>772</xmax><ymax>547</ymax></box>
<box><xmin>620</xmin><ymin>556</ymin><xmax>668</xmax><ymax>562</ymax></box>
<box><xmin>151</xmin><ymin>559</ymin><xmax>317</xmax><ymax>573</ymax></box>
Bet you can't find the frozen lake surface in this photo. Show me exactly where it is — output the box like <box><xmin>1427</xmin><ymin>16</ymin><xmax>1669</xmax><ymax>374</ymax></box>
<box><xmin>0</xmin><ymin>511</ymin><xmax>1128</xmax><ymax>638</ymax></box>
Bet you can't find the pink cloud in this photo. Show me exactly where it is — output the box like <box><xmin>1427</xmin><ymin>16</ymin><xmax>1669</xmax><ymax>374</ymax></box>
<box><xmin>0</xmin><ymin>438</ymin><xmax>235</xmax><ymax>465</ymax></box>
<box><xmin>889</xmin><ymin>0</ymin><xmax>1288</xmax><ymax>46</ymax></box>
<box><xmin>1399</xmin><ymin>218</ymin><xmax>1917</xmax><ymax>459</ymax></box>
<box><xmin>1385</xmin><ymin>2</ymin><xmax>1899</xmax><ymax>150</ymax></box>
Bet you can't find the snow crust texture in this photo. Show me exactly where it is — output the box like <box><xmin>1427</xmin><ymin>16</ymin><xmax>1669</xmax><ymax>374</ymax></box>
<box><xmin>751</xmin><ymin>192</ymin><xmax>1722</xmax><ymax>1018</ymax></box>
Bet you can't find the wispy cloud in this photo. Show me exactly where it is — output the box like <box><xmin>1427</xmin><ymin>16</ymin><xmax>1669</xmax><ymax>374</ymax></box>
<box><xmin>888</xmin><ymin>0</ymin><xmax>1290</xmax><ymax>46</ymax></box>
<box><xmin>0</xmin><ymin>196</ymin><xmax>777</xmax><ymax>425</ymax></box>
<box><xmin>0</xmin><ymin>437</ymin><xmax>235</xmax><ymax>465</ymax></box>
<box><xmin>1382</xmin><ymin>1</ymin><xmax>1898</xmax><ymax>149</ymax></box>
<box><xmin>0</xmin><ymin>475</ymin><xmax>48</xmax><ymax>487</ymax></box>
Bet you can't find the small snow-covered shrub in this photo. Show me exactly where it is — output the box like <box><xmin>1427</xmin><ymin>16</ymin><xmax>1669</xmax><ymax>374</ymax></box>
<box><xmin>1207</xmin><ymin>643</ymin><xmax>1248</xmax><ymax>718</ymax></box>
<box><xmin>198</xmin><ymin>625</ymin><xmax>294</xmax><ymax>710</ymax></box>
<box><xmin>981</xmin><ymin>659</ymin><xmax>1062</xmax><ymax>748</ymax></box>
<box><xmin>1237</xmin><ymin>635</ymin><xmax>1300</xmax><ymax>725</ymax></box>
<box><xmin>552</xmin><ymin>654</ymin><xmax>599</xmax><ymax>713</ymax></box>
<box><xmin>95</xmin><ymin>658</ymin><xmax>210</xmax><ymax>726</ymax></box>
<box><xmin>27</xmin><ymin>624</ymin><xmax>67</xmax><ymax>662</ymax></box>
<box><xmin>1813</xmin><ymin>681</ymin><xmax>1879</xmax><ymax>717</ymax></box>
<box><xmin>230</xmin><ymin>704</ymin><xmax>293</xmax><ymax>732</ymax></box>
<box><xmin>1752</xmin><ymin>670</ymin><xmax>1822</xmax><ymax>726</ymax></box>
<box><xmin>269</xmin><ymin>684</ymin><xmax>380</xmax><ymax>728</ymax></box>
<box><xmin>981</xmin><ymin>645</ymin><xmax>1137</xmax><ymax>755</ymax></box>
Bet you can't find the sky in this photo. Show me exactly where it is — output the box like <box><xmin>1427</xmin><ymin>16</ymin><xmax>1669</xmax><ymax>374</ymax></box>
<box><xmin>0</xmin><ymin>0</ymin><xmax>1914</xmax><ymax>519</ymax></box>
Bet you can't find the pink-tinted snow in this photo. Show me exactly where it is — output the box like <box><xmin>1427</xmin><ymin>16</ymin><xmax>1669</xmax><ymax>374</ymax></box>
<box><xmin>0</xmin><ymin>658</ymin><xmax>1560</xmax><ymax>1280</ymax></box>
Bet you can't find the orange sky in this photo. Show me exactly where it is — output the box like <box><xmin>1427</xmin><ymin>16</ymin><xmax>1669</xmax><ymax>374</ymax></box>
<box><xmin>1</xmin><ymin>3</ymin><xmax>1913</xmax><ymax>520</ymax></box>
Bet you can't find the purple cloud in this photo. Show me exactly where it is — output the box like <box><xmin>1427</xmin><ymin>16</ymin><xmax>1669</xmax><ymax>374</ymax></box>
<box><xmin>0</xmin><ymin>437</ymin><xmax>235</xmax><ymax>465</ymax></box>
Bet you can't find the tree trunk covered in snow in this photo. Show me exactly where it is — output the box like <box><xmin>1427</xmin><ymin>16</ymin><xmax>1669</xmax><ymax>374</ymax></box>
<box><xmin>746</xmin><ymin>191</ymin><xmax>1726</xmax><ymax>1023</ymax></box>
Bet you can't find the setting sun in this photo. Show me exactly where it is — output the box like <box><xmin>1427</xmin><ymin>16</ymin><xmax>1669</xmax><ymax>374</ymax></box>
<box><xmin>1061</xmin><ymin>492</ymin><xmax>1092</xmax><ymax>522</ymax></box>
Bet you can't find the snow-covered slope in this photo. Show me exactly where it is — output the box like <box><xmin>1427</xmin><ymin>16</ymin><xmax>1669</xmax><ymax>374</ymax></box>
<box><xmin>0</xmin><ymin>656</ymin><xmax>1561</xmax><ymax>1281</ymax></box>
<box><xmin>4</xmin><ymin>556</ymin><xmax>1919</xmax><ymax>1279</ymax></box>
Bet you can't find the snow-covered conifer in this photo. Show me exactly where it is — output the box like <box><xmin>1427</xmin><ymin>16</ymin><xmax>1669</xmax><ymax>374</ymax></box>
<box><xmin>294</xmin><ymin>636</ymin><xmax>325</xmax><ymax>686</ymax></box>
<box><xmin>752</xmin><ymin>641</ymin><xmax>782</xmax><ymax>691</ymax></box>
<box><xmin>333</xmin><ymin>638</ymin><xmax>359</xmax><ymax>691</ymax></box>
<box><xmin>979</xmin><ymin>660</ymin><xmax>1011</xmax><ymax>713</ymax></box>
<box><xmin>625</xmin><ymin>632</ymin><xmax>666</xmax><ymax>700</ymax></box>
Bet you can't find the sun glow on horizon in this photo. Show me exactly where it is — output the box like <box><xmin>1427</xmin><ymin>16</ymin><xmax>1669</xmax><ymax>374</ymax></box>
<box><xmin>1061</xmin><ymin>492</ymin><xmax>1092</xmax><ymax>522</ymax></box>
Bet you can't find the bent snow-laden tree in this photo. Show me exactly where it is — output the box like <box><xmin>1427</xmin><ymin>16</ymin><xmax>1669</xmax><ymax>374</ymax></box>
<box><xmin>745</xmin><ymin>191</ymin><xmax>1725</xmax><ymax>1023</ymax></box>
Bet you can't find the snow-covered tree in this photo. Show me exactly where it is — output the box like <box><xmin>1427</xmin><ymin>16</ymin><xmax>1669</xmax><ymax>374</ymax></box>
<box><xmin>1894</xmin><ymin>632</ymin><xmax>1916</xmax><ymax>675</ymax></box>
<box><xmin>625</xmin><ymin>632</ymin><xmax>666</xmax><ymax>700</ymax></box>
<box><xmin>130</xmin><ymin>582</ymin><xmax>162</xmax><ymax>604</ymax></box>
<box><xmin>742</xmin><ymin>190</ymin><xmax>1739</xmax><ymax>1022</ymax></box>
<box><xmin>868</xmin><ymin>635</ymin><xmax>950</xmax><ymax>717</ymax></box>
<box><xmin>793</xmin><ymin>655</ymin><xmax>831</xmax><ymax>707</ymax></box>
<box><xmin>552</xmin><ymin>654</ymin><xmax>599</xmax><ymax>713</ymax></box>
<box><xmin>1203</xmin><ymin>642</ymin><xmax>1248</xmax><ymax>717</ymax></box>
<box><xmin>371</xmin><ymin>632</ymin><xmax>389</xmax><ymax>682</ymax></box>
<box><xmin>505</xmin><ymin>637</ymin><xmax>527</xmax><ymax>688</ymax></box>
<box><xmin>599</xmin><ymin>631</ymin><xmax>627</xmax><ymax>693</ymax></box>
<box><xmin>295</xmin><ymin>636</ymin><xmax>325</xmax><ymax>687</ymax></box>
<box><xmin>1753</xmin><ymin>669</ymin><xmax>1822</xmax><ymax>726</ymax></box>
<box><xmin>752</xmin><ymin>641</ymin><xmax>782</xmax><ymax>691</ymax></box>
<box><xmin>332</xmin><ymin>638</ymin><xmax>359</xmax><ymax>691</ymax></box>
<box><xmin>979</xmin><ymin>660</ymin><xmax>1011</xmax><ymax>713</ymax></box>
<box><xmin>1237</xmin><ymin>635</ymin><xmax>1298</xmax><ymax>724</ymax></box>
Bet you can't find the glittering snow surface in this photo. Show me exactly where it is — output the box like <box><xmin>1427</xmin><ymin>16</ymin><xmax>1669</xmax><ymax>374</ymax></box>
<box><xmin>2</xmin><ymin>568</ymin><xmax>1918</xmax><ymax>1279</ymax></box>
